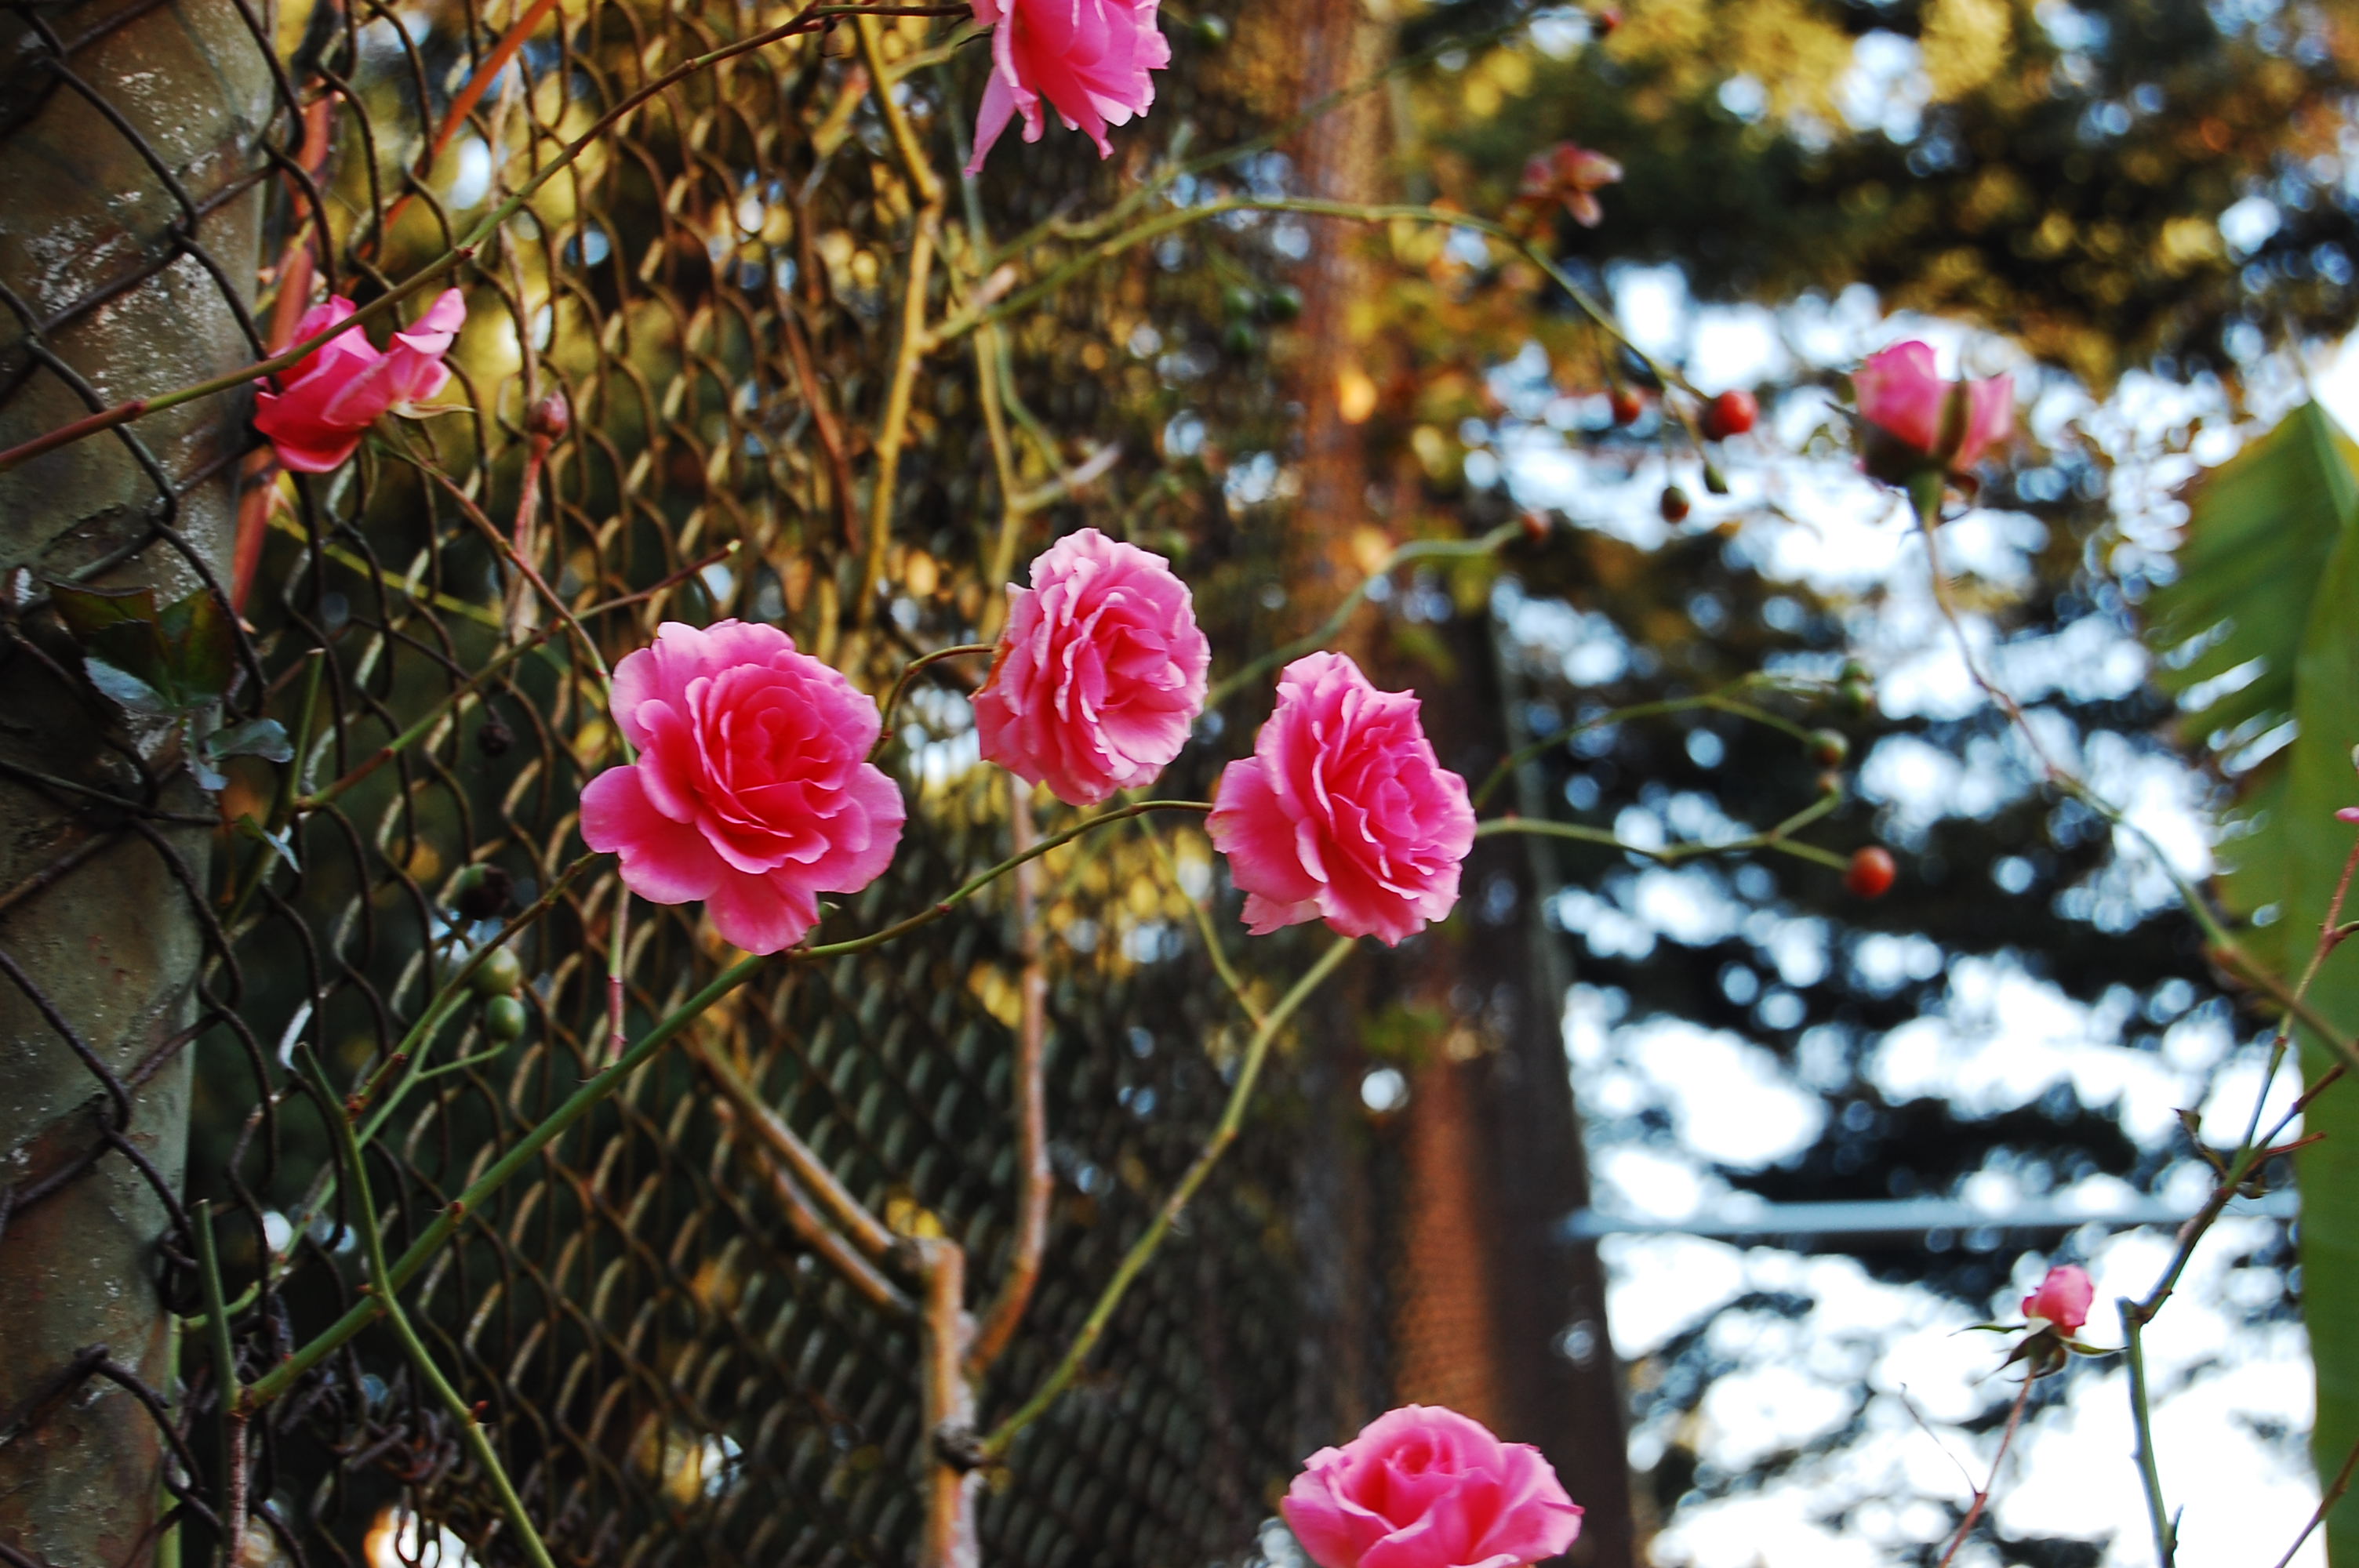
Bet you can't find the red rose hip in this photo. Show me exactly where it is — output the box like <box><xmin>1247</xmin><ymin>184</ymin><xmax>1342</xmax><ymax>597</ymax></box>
<box><xmin>1845</xmin><ymin>846</ymin><xmax>1897</xmax><ymax>898</ymax></box>
<box><xmin>1703</xmin><ymin>389</ymin><xmax>1758</xmax><ymax>440</ymax></box>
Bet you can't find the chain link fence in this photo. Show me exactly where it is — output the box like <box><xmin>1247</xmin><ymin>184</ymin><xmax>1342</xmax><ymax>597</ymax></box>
<box><xmin>0</xmin><ymin>0</ymin><xmax>1365</xmax><ymax>1561</ymax></box>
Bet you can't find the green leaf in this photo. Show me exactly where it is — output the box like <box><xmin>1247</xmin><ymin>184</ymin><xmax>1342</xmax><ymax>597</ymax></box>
<box><xmin>2284</xmin><ymin>517</ymin><xmax>2359</xmax><ymax>1568</ymax></box>
<box><xmin>204</xmin><ymin>717</ymin><xmax>293</xmax><ymax>764</ymax></box>
<box><xmin>2146</xmin><ymin>401</ymin><xmax>2359</xmax><ymax>966</ymax></box>
<box><xmin>81</xmin><ymin>657</ymin><xmax>172</xmax><ymax>715</ymax></box>
<box><xmin>2144</xmin><ymin>401</ymin><xmax>2359</xmax><ymax>1561</ymax></box>
<box><xmin>158</xmin><ymin>585</ymin><xmax>235</xmax><ymax>706</ymax></box>
<box><xmin>47</xmin><ymin>582</ymin><xmax>238</xmax><ymax>714</ymax></box>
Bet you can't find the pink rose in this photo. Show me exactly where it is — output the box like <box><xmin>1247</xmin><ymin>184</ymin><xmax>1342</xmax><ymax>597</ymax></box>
<box><xmin>1853</xmin><ymin>340</ymin><xmax>2013</xmax><ymax>480</ymax></box>
<box><xmin>965</xmin><ymin>0</ymin><xmax>1170</xmax><ymax>173</ymax></box>
<box><xmin>579</xmin><ymin>620</ymin><xmax>905</xmax><ymax>955</ymax></box>
<box><xmin>972</xmin><ymin>528</ymin><xmax>1209</xmax><ymax>807</ymax></box>
<box><xmin>2022</xmin><ymin>1264</ymin><xmax>2094</xmax><ymax>1334</ymax></box>
<box><xmin>1209</xmin><ymin>653</ymin><xmax>1474</xmax><ymax>946</ymax></box>
<box><xmin>254</xmin><ymin>289</ymin><xmax>467</xmax><ymax>472</ymax></box>
<box><xmin>1282</xmin><ymin>1405</ymin><xmax>1583</xmax><ymax>1568</ymax></box>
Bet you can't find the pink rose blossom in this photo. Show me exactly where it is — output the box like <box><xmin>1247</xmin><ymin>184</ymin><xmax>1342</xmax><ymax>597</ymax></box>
<box><xmin>2022</xmin><ymin>1264</ymin><xmax>2094</xmax><ymax>1334</ymax></box>
<box><xmin>579</xmin><ymin>620</ymin><xmax>905</xmax><ymax>955</ymax></box>
<box><xmin>1210</xmin><ymin>652</ymin><xmax>1474</xmax><ymax>946</ymax></box>
<box><xmin>2338</xmin><ymin>807</ymin><xmax>2359</xmax><ymax>824</ymax></box>
<box><xmin>254</xmin><ymin>289</ymin><xmax>467</xmax><ymax>472</ymax></box>
<box><xmin>973</xmin><ymin>527</ymin><xmax>1209</xmax><ymax>806</ymax></box>
<box><xmin>1282</xmin><ymin>1405</ymin><xmax>1583</xmax><ymax>1568</ymax></box>
<box><xmin>965</xmin><ymin>0</ymin><xmax>1170</xmax><ymax>173</ymax></box>
<box><xmin>1853</xmin><ymin>340</ymin><xmax>2013</xmax><ymax>478</ymax></box>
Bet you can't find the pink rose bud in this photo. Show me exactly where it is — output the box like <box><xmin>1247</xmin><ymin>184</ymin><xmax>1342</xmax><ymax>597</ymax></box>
<box><xmin>973</xmin><ymin>528</ymin><xmax>1209</xmax><ymax>807</ymax></box>
<box><xmin>1210</xmin><ymin>652</ymin><xmax>1475</xmax><ymax>946</ymax></box>
<box><xmin>2022</xmin><ymin>1263</ymin><xmax>2094</xmax><ymax>1334</ymax></box>
<box><xmin>579</xmin><ymin>620</ymin><xmax>906</xmax><ymax>954</ymax></box>
<box><xmin>254</xmin><ymin>289</ymin><xmax>467</xmax><ymax>473</ymax></box>
<box><xmin>1852</xmin><ymin>340</ymin><xmax>2013</xmax><ymax>482</ymax></box>
<box><xmin>965</xmin><ymin>0</ymin><xmax>1171</xmax><ymax>173</ymax></box>
<box><xmin>2338</xmin><ymin>807</ymin><xmax>2359</xmax><ymax>824</ymax></box>
<box><xmin>1282</xmin><ymin>1405</ymin><xmax>1583</xmax><ymax>1568</ymax></box>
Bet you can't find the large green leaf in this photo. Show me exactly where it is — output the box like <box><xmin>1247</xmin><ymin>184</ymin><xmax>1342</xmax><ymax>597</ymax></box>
<box><xmin>2288</xmin><ymin>517</ymin><xmax>2359</xmax><ymax>1567</ymax></box>
<box><xmin>2146</xmin><ymin>400</ymin><xmax>2359</xmax><ymax>1562</ymax></box>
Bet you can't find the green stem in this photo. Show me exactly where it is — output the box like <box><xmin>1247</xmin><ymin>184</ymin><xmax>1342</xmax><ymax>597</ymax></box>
<box><xmin>937</xmin><ymin>199</ymin><xmax>1692</xmax><ymax>401</ymax></box>
<box><xmin>242</xmin><ymin>799</ymin><xmax>1211</xmax><ymax>1410</ymax></box>
<box><xmin>979</xmin><ymin>935</ymin><xmax>1357</xmax><ymax>1458</ymax></box>
<box><xmin>191</xmin><ymin>1203</ymin><xmax>245</xmax><ymax>1563</ymax></box>
<box><xmin>2122</xmin><ymin>1298</ymin><xmax>2176</xmax><ymax>1567</ymax></box>
<box><xmin>871</xmin><ymin>642</ymin><xmax>994</xmax><ymax>762</ymax></box>
<box><xmin>1205</xmin><ymin>523</ymin><xmax>1521</xmax><ymax>710</ymax></box>
<box><xmin>296</xmin><ymin>1051</ymin><xmax>556</xmax><ymax>1568</ymax></box>
<box><xmin>1469</xmin><ymin>674</ymin><xmax>1832</xmax><ymax>811</ymax></box>
<box><xmin>1473</xmin><ymin>792</ymin><xmax>1849</xmax><ymax>872</ymax></box>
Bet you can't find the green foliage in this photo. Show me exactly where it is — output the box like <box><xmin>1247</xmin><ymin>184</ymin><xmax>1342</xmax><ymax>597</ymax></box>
<box><xmin>2143</xmin><ymin>400</ymin><xmax>2359</xmax><ymax>1558</ymax></box>
<box><xmin>51</xmin><ymin>581</ymin><xmax>235</xmax><ymax>716</ymax></box>
<box><xmin>2146</xmin><ymin>403</ymin><xmax>2359</xmax><ymax>949</ymax></box>
<box><xmin>49</xmin><ymin>581</ymin><xmax>289</xmax><ymax>788</ymax></box>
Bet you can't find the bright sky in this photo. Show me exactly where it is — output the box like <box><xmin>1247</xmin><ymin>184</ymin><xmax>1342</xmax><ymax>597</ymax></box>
<box><xmin>1490</xmin><ymin>272</ymin><xmax>2328</xmax><ymax>1566</ymax></box>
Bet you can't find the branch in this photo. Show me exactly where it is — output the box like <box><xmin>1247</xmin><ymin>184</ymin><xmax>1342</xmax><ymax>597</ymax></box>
<box><xmin>851</xmin><ymin>11</ymin><xmax>947</xmax><ymax>627</ymax></box>
<box><xmin>709</xmin><ymin>1094</ymin><xmax>913</xmax><ymax>1315</ymax></box>
<box><xmin>2271</xmin><ymin>1433</ymin><xmax>2359</xmax><ymax>1568</ymax></box>
<box><xmin>872</xmin><ymin>643</ymin><xmax>994</xmax><ymax>762</ymax></box>
<box><xmin>1469</xmin><ymin>674</ymin><xmax>1834</xmax><ymax>811</ymax></box>
<box><xmin>978</xmin><ymin>935</ymin><xmax>1358</xmax><ymax>1459</ymax></box>
<box><xmin>689</xmin><ymin>1035</ymin><xmax>898</xmax><ymax>1264</ymax></box>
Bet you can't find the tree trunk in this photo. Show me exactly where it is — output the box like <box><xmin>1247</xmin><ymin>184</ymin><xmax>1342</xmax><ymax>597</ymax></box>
<box><xmin>1268</xmin><ymin>1</ymin><xmax>1640</xmax><ymax>1558</ymax></box>
<box><xmin>0</xmin><ymin>2</ymin><xmax>270</xmax><ymax>1560</ymax></box>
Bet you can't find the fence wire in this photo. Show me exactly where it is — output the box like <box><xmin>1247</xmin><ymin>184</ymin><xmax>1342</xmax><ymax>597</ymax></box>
<box><xmin>0</xmin><ymin>0</ymin><xmax>1344</xmax><ymax>1563</ymax></box>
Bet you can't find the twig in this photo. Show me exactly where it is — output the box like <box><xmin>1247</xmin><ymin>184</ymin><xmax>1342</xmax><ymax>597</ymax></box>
<box><xmin>979</xmin><ymin>935</ymin><xmax>1358</xmax><ymax>1458</ymax></box>
<box><xmin>1935</xmin><ymin>1374</ymin><xmax>2035</xmax><ymax>1568</ymax></box>
<box><xmin>1473</xmin><ymin>789</ymin><xmax>1850</xmax><ymax>872</ymax></box>
<box><xmin>688</xmin><ymin>1036</ymin><xmax>898</xmax><ymax>1263</ymax></box>
<box><xmin>851</xmin><ymin>12</ymin><xmax>947</xmax><ymax>627</ymax></box>
<box><xmin>1469</xmin><ymin>673</ymin><xmax>1833</xmax><ymax>810</ymax></box>
<box><xmin>710</xmin><ymin>1097</ymin><xmax>912</xmax><ymax>1315</ymax></box>
<box><xmin>2270</xmin><ymin>1433</ymin><xmax>2359</xmax><ymax>1568</ymax></box>
<box><xmin>916</xmin><ymin>1238</ymin><xmax>980</xmax><ymax>1568</ymax></box>
<box><xmin>1205</xmin><ymin>523</ymin><xmax>1521</xmax><ymax>710</ymax></box>
<box><xmin>871</xmin><ymin>643</ymin><xmax>994</xmax><ymax>761</ymax></box>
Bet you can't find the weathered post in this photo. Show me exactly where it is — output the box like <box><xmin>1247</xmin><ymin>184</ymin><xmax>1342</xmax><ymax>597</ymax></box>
<box><xmin>0</xmin><ymin>1</ymin><xmax>271</xmax><ymax>1558</ymax></box>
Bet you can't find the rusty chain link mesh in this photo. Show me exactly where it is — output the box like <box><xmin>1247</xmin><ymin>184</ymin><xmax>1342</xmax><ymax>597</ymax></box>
<box><xmin>0</xmin><ymin>0</ymin><xmax>1344</xmax><ymax>1561</ymax></box>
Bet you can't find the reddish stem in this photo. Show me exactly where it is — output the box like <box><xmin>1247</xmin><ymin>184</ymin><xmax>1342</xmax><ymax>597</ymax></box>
<box><xmin>1936</xmin><ymin>1375</ymin><xmax>2034</xmax><ymax>1568</ymax></box>
<box><xmin>967</xmin><ymin>789</ymin><xmax>1052</xmax><ymax>1374</ymax></box>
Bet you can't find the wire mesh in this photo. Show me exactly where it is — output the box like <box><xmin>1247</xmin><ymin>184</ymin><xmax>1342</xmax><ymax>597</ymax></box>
<box><xmin>0</xmin><ymin>0</ymin><xmax>1337</xmax><ymax>1562</ymax></box>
